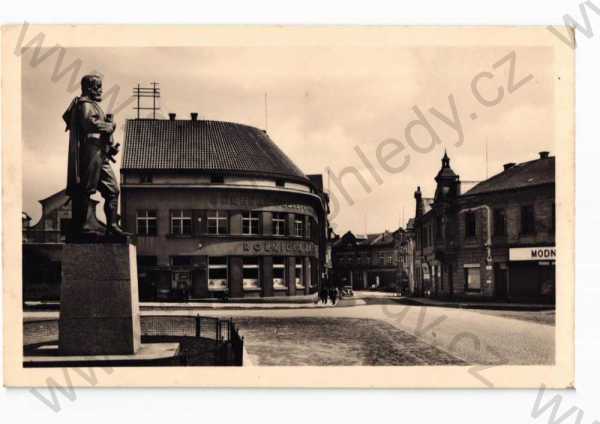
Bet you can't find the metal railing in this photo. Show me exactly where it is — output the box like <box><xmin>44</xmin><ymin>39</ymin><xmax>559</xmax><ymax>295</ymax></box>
<box><xmin>23</xmin><ymin>314</ymin><xmax>244</xmax><ymax>366</ymax></box>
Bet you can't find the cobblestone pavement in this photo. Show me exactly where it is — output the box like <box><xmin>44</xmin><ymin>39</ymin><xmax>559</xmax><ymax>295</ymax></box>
<box><xmin>235</xmin><ymin>316</ymin><xmax>465</xmax><ymax>366</ymax></box>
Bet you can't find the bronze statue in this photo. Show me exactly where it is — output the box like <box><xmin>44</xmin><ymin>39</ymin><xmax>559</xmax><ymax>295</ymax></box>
<box><xmin>63</xmin><ymin>74</ymin><xmax>129</xmax><ymax>241</ymax></box>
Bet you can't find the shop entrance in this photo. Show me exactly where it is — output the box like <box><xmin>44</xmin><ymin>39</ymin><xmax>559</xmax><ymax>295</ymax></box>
<box><xmin>494</xmin><ymin>263</ymin><xmax>508</xmax><ymax>300</ymax></box>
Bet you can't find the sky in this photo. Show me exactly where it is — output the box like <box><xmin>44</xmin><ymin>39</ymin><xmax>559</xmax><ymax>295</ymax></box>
<box><xmin>22</xmin><ymin>45</ymin><xmax>555</xmax><ymax>234</ymax></box>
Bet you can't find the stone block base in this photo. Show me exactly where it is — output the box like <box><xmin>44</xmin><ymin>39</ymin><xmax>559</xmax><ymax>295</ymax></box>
<box><xmin>59</xmin><ymin>243</ymin><xmax>141</xmax><ymax>355</ymax></box>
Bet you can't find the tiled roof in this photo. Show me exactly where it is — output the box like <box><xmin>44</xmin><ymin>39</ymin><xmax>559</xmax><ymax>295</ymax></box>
<box><xmin>122</xmin><ymin>119</ymin><xmax>309</xmax><ymax>182</ymax></box>
<box><xmin>464</xmin><ymin>156</ymin><xmax>555</xmax><ymax>196</ymax></box>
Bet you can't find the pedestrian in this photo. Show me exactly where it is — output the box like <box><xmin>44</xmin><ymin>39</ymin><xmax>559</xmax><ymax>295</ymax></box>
<box><xmin>329</xmin><ymin>286</ymin><xmax>338</xmax><ymax>305</ymax></box>
<box><xmin>320</xmin><ymin>287</ymin><xmax>328</xmax><ymax>304</ymax></box>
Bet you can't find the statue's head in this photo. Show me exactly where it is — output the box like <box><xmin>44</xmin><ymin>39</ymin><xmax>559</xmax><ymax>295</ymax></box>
<box><xmin>81</xmin><ymin>74</ymin><xmax>103</xmax><ymax>102</ymax></box>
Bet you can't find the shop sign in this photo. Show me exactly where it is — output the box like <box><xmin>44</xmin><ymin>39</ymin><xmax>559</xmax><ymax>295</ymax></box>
<box><xmin>509</xmin><ymin>246</ymin><xmax>556</xmax><ymax>261</ymax></box>
<box><xmin>242</xmin><ymin>240</ymin><xmax>318</xmax><ymax>256</ymax></box>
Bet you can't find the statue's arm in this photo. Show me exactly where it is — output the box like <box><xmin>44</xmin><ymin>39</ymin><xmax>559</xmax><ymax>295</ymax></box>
<box><xmin>80</xmin><ymin>103</ymin><xmax>116</xmax><ymax>134</ymax></box>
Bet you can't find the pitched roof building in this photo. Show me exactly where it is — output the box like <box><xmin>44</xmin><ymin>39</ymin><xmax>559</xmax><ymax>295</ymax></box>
<box><xmin>412</xmin><ymin>151</ymin><xmax>555</xmax><ymax>302</ymax></box>
<box><xmin>120</xmin><ymin>114</ymin><xmax>330</xmax><ymax>301</ymax></box>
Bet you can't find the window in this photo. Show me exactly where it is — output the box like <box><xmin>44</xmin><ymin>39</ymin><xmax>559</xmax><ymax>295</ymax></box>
<box><xmin>294</xmin><ymin>215</ymin><xmax>305</xmax><ymax>237</ymax></box>
<box><xmin>465</xmin><ymin>267</ymin><xmax>481</xmax><ymax>291</ymax></box>
<box><xmin>493</xmin><ymin>208</ymin><xmax>506</xmax><ymax>236</ymax></box>
<box><xmin>465</xmin><ymin>212</ymin><xmax>476</xmax><ymax>238</ymax></box>
<box><xmin>295</xmin><ymin>257</ymin><xmax>304</xmax><ymax>288</ymax></box>
<box><xmin>273</xmin><ymin>256</ymin><xmax>287</xmax><ymax>289</ymax></box>
<box><xmin>140</xmin><ymin>174</ymin><xmax>153</xmax><ymax>183</ymax></box>
<box><xmin>306</xmin><ymin>217</ymin><xmax>312</xmax><ymax>239</ymax></box>
<box><xmin>242</xmin><ymin>211</ymin><xmax>260</xmax><ymax>235</ymax></box>
<box><xmin>272</xmin><ymin>213</ymin><xmax>287</xmax><ymax>236</ymax></box>
<box><xmin>59</xmin><ymin>218</ymin><xmax>71</xmax><ymax>239</ymax></box>
<box><xmin>207</xmin><ymin>210</ymin><xmax>228</xmax><ymax>235</ymax></box>
<box><xmin>170</xmin><ymin>256</ymin><xmax>192</xmax><ymax>267</ymax></box>
<box><xmin>275</xmin><ymin>179</ymin><xmax>285</xmax><ymax>187</ymax></box>
<box><xmin>307</xmin><ymin>259</ymin><xmax>313</xmax><ymax>287</ymax></box>
<box><xmin>137</xmin><ymin>210</ymin><xmax>157</xmax><ymax>236</ymax></box>
<box><xmin>170</xmin><ymin>210</ymin><xmax>192</xmax><ymax>235</ymax></box>
<box><xmin>208</xmin><ymin>257</ymin><xmax>228</xmax><ymax>292</ymax></box>
<box><xmin>385</xmin><ymin>253</ymin><xmax>394</xmax><ymax>266</ymax></box>
<box><xmin>211</xmin><ymin>175</ymin><xmax>224</xmax><ymax>184</ymax></box>
<box><xmin>520</xmin><ymin>205</ymin><xmax>536</xmax><ymax>235</ymax></box>
<box><xmin>243</xmin><ymin>257</ymin><xmax>261</xmax><ymax>290</ymax></box>
<box><xmin>137</xmin><ymin>255</ymin><xmax>158</xmax><ymax>267</ymax></box>
<box><xmin>551</xmin><ymin>203</ymin><xmax>556</xmax><ymax>234</ymax></box>
<box><xmin>435</xmin><ymin>216</ymin><xmax>443</xmax><ymax>241</ymax></box>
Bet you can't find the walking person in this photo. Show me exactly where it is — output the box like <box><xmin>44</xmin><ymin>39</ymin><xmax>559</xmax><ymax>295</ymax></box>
<box><xmin>320</xmin><ymin>287</ymin><xmax>328</xmax><ymax>304</ymax></box>
<box><xmin>329</xmin><ymin>286</ymin><xmax>338</xmax><ymax>305</ymax></box>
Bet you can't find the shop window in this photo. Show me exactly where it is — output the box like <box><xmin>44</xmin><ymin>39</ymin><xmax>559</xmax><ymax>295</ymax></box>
<box><xmin>242</xmin><ymin>211</ymin><xmax>260</xmax><ymax>235</ymax></box>
<box><xmin>520</xmin><ymin>205</ymin><xmax>536</xmax><ymax>235</ymax></box>
<box><xmin>307</xmin><ymin>259</ymin><xmax>313</xmax><ymax>287</ymax></box>
<box><xmin>464</xmin><ymin>267</ymin><xmax>481</xmax><ymax>291</ymax></box>
<box><xmin>170</xmin><ymin>210</ymin><xmax>192</xmax><ymax>236</ymax></box>
<box><xmin>295</xmin><ymin>257</ymin><xmax>304</xmax><ymax>289</ymax></box>
<box><xmin>493</xmin><ymin>208</ymin><xmax>506</xmax><ymax>236</ymax></box>
<box><xmin>465</xmin><ymin>212</ymin><xmax>476</xmax><ymax>239</ymax></box>
<box><xmin>207</xmin><ymin>210</ymin><xmax>228</xmax><ymax>235</ymax></box>
<box><xmin>294</xmin><ymin>215</ymin><xmax>305</xmax><ymax>237</ymax></box>
<box><xmin>272</xmin><ymin>212</ymin><xmax>287</xmax><ymax>236</ymax></box>
<box><xmin>208</xmin><ymin>257</ymin><xmax>228</xmax><ymax>292</ymax></box>
<box><xmin>243</xmin><ymin>257</ymin><xmax>261</xmax><ymax>290</ymax></box>
<box><xmin>137</xmin><ymin>210</ymin><xmax>157</xmax><ymax>236</ymax></box>
<box><xmin>273</xmin><ymin>256</ymin><xmax>287</xmax><ymax>289</ymax></box>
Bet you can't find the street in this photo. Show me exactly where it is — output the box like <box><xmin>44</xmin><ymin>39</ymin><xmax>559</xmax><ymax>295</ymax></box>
<box><xmin>140</xmin><ymin>293</ymin><xmax>555</xmax><ymax>366</ymax></box>
<box><xmin>24</xmin><ymin>293</ymin><xmax>555</xmax><ymax>366</ymax></box>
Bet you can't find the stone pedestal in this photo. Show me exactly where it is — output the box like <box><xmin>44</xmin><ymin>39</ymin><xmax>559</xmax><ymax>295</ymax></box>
<box><xmin>59</xmin><ymin>243</ymin><xmax>141</xmax><ymax>355</ymax></box>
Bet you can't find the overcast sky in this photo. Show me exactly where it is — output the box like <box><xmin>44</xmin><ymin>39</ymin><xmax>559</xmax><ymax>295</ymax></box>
<box><xmin>22</xmin><ymin>46</ymin><xmax>554</xmax><ymax>233</ymax></box>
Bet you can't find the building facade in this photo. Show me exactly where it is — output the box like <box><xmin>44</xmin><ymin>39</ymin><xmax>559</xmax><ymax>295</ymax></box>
<box><xmin>121</xmin><ymin>115</ymin><xmax>330</xmax><ymax>300</ymax></box>
<box><xmin>413</xmin><ymin>151</ymin><xmax>555</xmax><ymax>302</ymax></box>
<box><xmin>332</xmin><ymin>230</ymin><xmax>404</xmax><ymax>291</ymax></box>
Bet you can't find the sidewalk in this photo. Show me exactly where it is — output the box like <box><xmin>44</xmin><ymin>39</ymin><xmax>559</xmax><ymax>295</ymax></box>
<box><xmin>400</xmin><ymin>296</ymin><xmax>555</xmax><ymax>311</ymax></box>
<box><xmin>23</xmin><ymin>296</ymin><xmax>366</xmax><ymax>320</ymax></box>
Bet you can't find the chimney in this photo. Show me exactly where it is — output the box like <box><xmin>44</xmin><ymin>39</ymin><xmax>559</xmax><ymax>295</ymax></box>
<box><xmin>539</xmin><ymin>151</ymin><xmax>550</xmax><ymax>159</ymax></box>
<box><xmin>168</xmin><ymin>113</ymin><xmax>176</xmax><ymax>121</ymax></box>
<box><xmin>190</xmin><ymin>112</ymin><xmax>198</xmax><ymax>121</ymax></box>
<box><xmin>414</xmin><ymin>186</ymin><xmax>424</xmax><ymax>219</ymax></box>
<box><xmin>503</xmin><ymin>162</ymin><xmax>516</xmax><ymax>171</ymax></box>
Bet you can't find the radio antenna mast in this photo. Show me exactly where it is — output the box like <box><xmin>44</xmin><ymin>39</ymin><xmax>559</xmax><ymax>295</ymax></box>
<box><xmin>133</xmin><ymin>82</ymin><xmax>161</xmax><ymax>119</ymax></box>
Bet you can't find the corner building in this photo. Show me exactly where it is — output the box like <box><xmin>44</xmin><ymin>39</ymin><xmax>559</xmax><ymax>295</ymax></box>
<box><xmin>413</xmin><ymin>151</ymin><xmax>555</xmax><ymax>303</ymax></box>
<box><xmin>120</xmin><ymin>114</ymin><xmax>329</xmax><ymax>300</ymax></box>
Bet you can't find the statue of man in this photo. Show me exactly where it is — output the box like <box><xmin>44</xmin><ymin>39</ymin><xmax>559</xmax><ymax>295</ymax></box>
<box><xmin>63</xmin><ymin>74</ymin><xmax>129</xmax><ymax>240</ymax></box>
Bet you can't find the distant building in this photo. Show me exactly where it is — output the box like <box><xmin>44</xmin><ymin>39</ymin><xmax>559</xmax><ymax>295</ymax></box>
<box><xmin>22</xmin><ymin>189</ymin><xmax>103</xmax><ymax>301</ymax></box>
<box><xmin>332</xmin><ymin>229</ymin><xmax>404</xmax><ymax>291</ymax></box>
<box><xmin>120</xmin><ymin>114</ymin><xmax>330</xmax><ymax>300</ymax></box>
<box><xmin>413</xmin><ymin>151</ymin><xmax>555</xmax><ymax>302</ymax></box>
